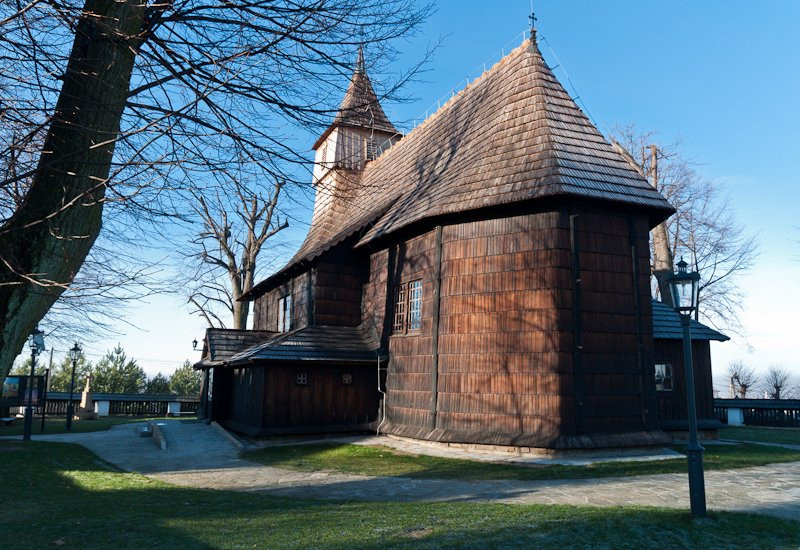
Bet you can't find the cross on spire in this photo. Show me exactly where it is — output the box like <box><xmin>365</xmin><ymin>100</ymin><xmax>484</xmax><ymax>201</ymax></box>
<box><xmin>529</xmin><ymin>2</ymin><xmax>537</xmax><ymax>39</ymax></box>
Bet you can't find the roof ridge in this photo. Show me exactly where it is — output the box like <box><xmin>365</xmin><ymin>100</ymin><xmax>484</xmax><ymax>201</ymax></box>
<box><xmin>344</xmin><ymin>39</ymin><xmax>538</xmax><ymax>202</ymax></box>
<box><xmin>248</xmin><ymin>36</ymin><xmax>673</xmax><ymax>299</ymax></box>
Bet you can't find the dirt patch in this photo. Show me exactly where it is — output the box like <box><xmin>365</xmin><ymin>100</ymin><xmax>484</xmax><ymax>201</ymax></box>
<box><xmin>402</xmin><ymin>525</ymin><xmax>433</xmax><ymax>539</ymax></box>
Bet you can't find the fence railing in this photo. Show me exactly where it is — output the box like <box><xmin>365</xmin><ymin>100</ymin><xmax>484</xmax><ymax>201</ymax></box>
<box><xmin>16</xmin><ymin>392</ymin><xmax>200</xmax><ymax>417</ymax></box>
<box><xmin>713</xmin><ymin>398</ymin><xmax>800</xmax><ymax>428</ymax></box>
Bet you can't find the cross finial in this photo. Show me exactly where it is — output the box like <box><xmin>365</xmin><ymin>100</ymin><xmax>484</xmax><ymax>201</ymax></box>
<box><xmin>355</xmin><ymin>44</ymin><xmax>365</xmax><ymax>74</ymax></box>
<box><xmin>529</xmin><ymin>1</ymin><xmax>537</xmax><ymax>40</ymax></box>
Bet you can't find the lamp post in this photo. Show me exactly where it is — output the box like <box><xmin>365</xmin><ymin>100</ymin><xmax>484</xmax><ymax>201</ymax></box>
<box><xmin>23</xmin><ymin>328</ymin><xmax>45</xmax><ymax>441</ymax></box>
<box><xmin>667</xmin><ymin>258</ymin><xmax>706</xmax><ymax>518</ymax></box>
<box><xmin>66</xmin><ymin>342</ymin><xmax>82</xmax><ymax>431</ymax></box>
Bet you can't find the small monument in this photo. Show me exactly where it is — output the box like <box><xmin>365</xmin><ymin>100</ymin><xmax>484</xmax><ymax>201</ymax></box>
<box><xmin>74</xmin><ymin>375</ymin><xmax>97</xmax><ymax>420</ymax></box>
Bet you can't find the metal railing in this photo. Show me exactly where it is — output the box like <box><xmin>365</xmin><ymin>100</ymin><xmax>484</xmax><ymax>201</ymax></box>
<box><xmin>20</xmin><ymin>392</ymin><xmax>200</xmax><ymax>417</ymax></box>
<box><xmin>713</xmin><ymin>398</ymin><xmax>800</xmax><ymax>428</ymax></box>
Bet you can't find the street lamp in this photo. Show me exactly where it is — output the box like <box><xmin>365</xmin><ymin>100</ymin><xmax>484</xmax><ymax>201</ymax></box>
<box><xmin>667</xmin><ymin>258</ymin><xmax>706</xmax><ymax>518</ymax></box>
<box><xmin>23</xmin><ymin>328</ymin><xmax>45</xmax><ymax>441</ymax></box>
<box><xmin>66</xmin><ymin>342</ymin><xmax>82</xmax><ymax>431</ymax></box>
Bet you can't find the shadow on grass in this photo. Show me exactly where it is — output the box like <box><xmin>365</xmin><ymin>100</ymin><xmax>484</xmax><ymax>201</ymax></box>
<box><xmin>3</xmin><ymin>440</ymin><xmax>798</xmax><ymax>549</ymax></box>
<box><xmin>242</xmin><ymin>441</ymin><xmax>800</xmax><ymax>482</ymax></box>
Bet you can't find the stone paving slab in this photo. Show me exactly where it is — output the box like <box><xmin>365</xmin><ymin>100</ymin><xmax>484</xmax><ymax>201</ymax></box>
<box><xmin>12</xmin><ymin>420</ymin><xmax>800</xmax><ymax>522</ymax></box>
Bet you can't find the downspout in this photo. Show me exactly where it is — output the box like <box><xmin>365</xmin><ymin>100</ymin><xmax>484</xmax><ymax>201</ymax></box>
<box><xmin>376</xmin><ymin>351</ymin><xmax>388</xmax><ymax>435</ymax></box>
<box><xmin>429</xmin><ymin>225</ymin><xmax>444</xmax><ymax>432</ymax></box>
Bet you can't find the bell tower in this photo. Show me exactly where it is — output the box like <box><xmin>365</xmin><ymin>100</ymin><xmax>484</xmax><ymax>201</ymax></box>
<box><xmin>311</xmin><ymin>46</ymin><xmax>400</xmax><ymax>185</ymax></box>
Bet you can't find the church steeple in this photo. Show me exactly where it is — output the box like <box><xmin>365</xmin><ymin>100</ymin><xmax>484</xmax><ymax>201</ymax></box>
<box><xmin>312</xmin><ymin>47</ymin><xmax>400</xmax><ymax>182</ymax></box>
<box><xmin>355</xmin><ymin>44</ymin><xmax>365</xmax><ymax>75</ymax></box>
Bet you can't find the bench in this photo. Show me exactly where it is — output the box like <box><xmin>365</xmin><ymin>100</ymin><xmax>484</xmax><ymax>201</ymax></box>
<box><xmin>0</xmin><ymin>417</ymin><xmax>17</xmax><ymax>426</ymax></box>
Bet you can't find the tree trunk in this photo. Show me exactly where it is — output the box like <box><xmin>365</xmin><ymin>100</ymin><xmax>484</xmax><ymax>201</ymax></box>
<box><xmin>647</xmin><ymin>145</ymin><xmax>675</xmax><ymax>306</ymax></box>
<box><xmin>0</xmin><ymin>0</ymin><xmax>147</xmax><ymax>378</ymax></box>
<box><xmin>232</xmin><ymin>299</ymin><xmax>249</xmax><ymax>330</ymax></box>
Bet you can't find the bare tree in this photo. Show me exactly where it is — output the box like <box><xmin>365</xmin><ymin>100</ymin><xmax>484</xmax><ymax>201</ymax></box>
<box><xmin>0</xmin><ymin>0</ymin><xmax>432</xmax><ymax>378</ymax></box>
<box><xmin>186</xmin><ymin>176</ymin><xmax>287</xmax><ymax>329</ymax></box>
<box><xmin>727</xmin><ymin>360</ymin><xmax>758</xmax><ymax>398</ymax></box>
<box><xmin>612</xmin><ymin>127</ymin><xmax>758</xmax><ymax>335</ymax></box>
<box><xmin>612</xmin><ymin>140</ymin><xmax>674</xmax><ymax>306</ymax></box>
<box><xmin>761</xmin><ymin>365</ymin><xmax>793</xmax><ymax>400</ymax></box>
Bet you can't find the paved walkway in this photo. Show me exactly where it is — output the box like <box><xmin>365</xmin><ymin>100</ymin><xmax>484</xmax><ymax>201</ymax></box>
<box><xmin>18</xmin><ymin>420</ymin><xmax>800</xmax><ymax>521</ymax></box>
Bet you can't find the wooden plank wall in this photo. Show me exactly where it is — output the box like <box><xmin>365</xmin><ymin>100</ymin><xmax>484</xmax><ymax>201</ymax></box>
<box><xmin>574</xmin><ymin>209</ymin><xmax>656</xmax><ymax>435</ymax></box>
<box><xmin>654</xmin><ymin>339</ymin><xmax>716</xmax><ymax>425</ymax></box>
<box><xmin>436</xmin><ymin>212</ymin><xmax>570</xmax><ymax>444</ymax></box>
<box><xmin>313</xmin><ymin>249</ymin><xmax>364</xmax><ymax>326</ymax></box>
<box><xmin>362</xmin><ymin>248</ymin><xmax>389</xmax><ymax>336</ymax></box>
<box><xmin>252</xmin><ymin>270</ymin><xmax>313</xmax><ymax>331</ymax></box>
<box><xmin>376</xmin><ymin>206</ymin><xmax>658</xmax><ymax>446</ymax></box>
<box><xmin>381</xmin><ymin>231</ymin><xmax>437</xmax><ymax>432</ymax></box>
<box><xmin>226</xmin><ymin>367</ymin><xmax>265</xmax><ymax>431</ymax></box>
<box><xmin>262</xmin><ymin>364</ymin><xmax>378</xmax><ymax>428</ymax></box>
<box><xmin>252</xmin><ymin>249</ymin><xmax>364</xmax><ymax>331</ymax></box>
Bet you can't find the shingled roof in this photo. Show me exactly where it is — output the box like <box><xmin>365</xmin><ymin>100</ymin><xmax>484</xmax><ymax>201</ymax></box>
<box><xmin>227</xmin><ymin>324</ymin><xmax>383</xmax><ymax>365</ymax></box>
<box><xmin>651</xmin><ymin>300</ymin><xmax>729</xmax><ymax>341</ymax></box>
<box><xmin>194</xmin><ymin>329</ymin><xmax>276</xmax><ymax>368</ymax></box>
<box><xmin>254</xmin><ymin>36</ymin><xmax>675</xmax><ymax>296</ymax></box>
<box><xmin>311</xmin><ymin>47</ymin><xmax>398</xmax><ymax>150</ymax></box>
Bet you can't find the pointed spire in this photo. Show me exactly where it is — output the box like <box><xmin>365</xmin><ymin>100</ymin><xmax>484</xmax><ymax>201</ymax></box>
<box><xmin>355</xmin><ymin>44</ymin><xmax>365</xmax><ymax>75</ymax></box>
<box><xmin>311</xmin><ymin>45</ymin><xmax>398</xmax><ymax>150</ymax></box>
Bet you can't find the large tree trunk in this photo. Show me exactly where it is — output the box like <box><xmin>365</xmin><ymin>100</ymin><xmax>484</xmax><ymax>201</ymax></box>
<box><xmin>0</xmin><ymin>0</ymin><xmax>147</xmax><ymax>377</ymax></box>
<box><xmin>647</xmin><ymin>145</ymin><xmax>675</xmax><ymax>307</ymax></box>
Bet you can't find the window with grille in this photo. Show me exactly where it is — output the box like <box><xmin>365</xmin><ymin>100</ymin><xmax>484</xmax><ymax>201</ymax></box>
<box><xmin>277</xmin><ymin>294</ymin><xmax>292</xmax><ymax>332</ymax></box>
<box><xmin>295</xmin><ymin>372</ymin><xmax>308</xmax><ymax>386</ymax></box>
<box><xmin>393</xmin><ymin>279</ymin><xmax>422</xmax><ymax>333</ymax></box>
<box><xmin>393</xmin><ymin>284</ymin><xmax>406</xmax><ymax>332</ymax></box>
<box><xmin>654</xmin><ymin>363</ymin><xmax>673</xmax><ymax>391</ymax></box>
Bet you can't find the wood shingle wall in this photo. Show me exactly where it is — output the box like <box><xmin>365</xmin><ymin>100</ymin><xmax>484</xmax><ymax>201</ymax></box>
<box><xmin>375</xmin><ymin>205</ymin><xmax>663</xmax><ymax>448</ymax></box>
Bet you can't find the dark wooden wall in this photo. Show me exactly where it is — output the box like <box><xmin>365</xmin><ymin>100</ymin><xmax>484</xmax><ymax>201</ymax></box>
<box><xmin>574</xmin><ymin>209</ymin><xmax>658</xmax><ymax>436</ymax></box>
<box><xmin>434</xmin><ymin>212</ymin><xmax>570</xmax><ymax>445</ymax></box>
<box><xmin>654</xmin><ymin>339</ymin><xmax>716</xmax><ymax>428</ymax></box>
<box><xmin>226</xmin><ymin>366</ymin><xmax>265</xmax><ymax>431</ymax></box>
<box><xmin>262</xmin><ymin>364</ymin><xmax>378</xmax><ymax>431</ymax></box>
<box><xmin>253</xmin><ymin>270</ymin><xmax>313</xmax><ymax>331</ymax></box>
<box><xmin>217</xmin><ymin>363</ymin><xmax>379</xmax><ymax>435</ymax></box>
<box><xmin>253</xmin><ymin>249</ymin><xmax>364</xmax><ymax>331</ymax></box>
<box><xmin>313</xmin><ymin>248</ymin><xmax>364</xmax><ymax>327</ymax></box>
<box><xmin>374</xmin><ymin>205</ymin><xmax>660</xmax><ymax>448</ymax></box>
<box><xmin>381</xmin><ymin>230</ymin><xmax>438</xmax><ymax>433</ymax></box>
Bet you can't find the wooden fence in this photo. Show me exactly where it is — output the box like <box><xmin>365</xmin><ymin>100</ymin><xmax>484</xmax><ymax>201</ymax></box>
<box><xmin>22</xmin><ymin>392</ymin><xmax>199</xmax><ymax>417</ymax></box>
<box><xmin>714</xmin><ymin>398</ymin><xmax>800</xmax><ymax>428</ymax></box>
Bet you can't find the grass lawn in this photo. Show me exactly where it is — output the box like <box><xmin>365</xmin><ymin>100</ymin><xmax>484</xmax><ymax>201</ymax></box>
<box><xmin>0</xmin><ymin>416</ymin><xmax>164</xmax><ymax>436</ymax></box>
<box><xmin>243</xmin><ymin>441</ymin><xmax>800</xmax><ymax>482</ymax></box>
<box><xmin>718</xmin><ymin>426</ymin><xmax>800</xmax><ymax>445</ymax></box>
<box><xmin>2</xmin><ymin>440</ymin><xmax>798</xmax><ymax>549</ymax></box>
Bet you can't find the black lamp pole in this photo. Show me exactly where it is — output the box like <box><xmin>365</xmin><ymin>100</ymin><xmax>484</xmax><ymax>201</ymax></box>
<box><xmin>66</xmin><ymin>342</ymin><xmax>81</xmax><ymax>431</ymax></box>
<box><xmin>668</xmin><ymin>258</ymin><xmax>706</xmax><ymax>518</ymax></box>
<box><xmin>680</xmin><ymin>312</ymin><xmax>706</xmax><ymax>517</ymax></box>
<box><xmin>23</xmin><ymin>328</ymin><xmax>44</xmax><ymax>441</ymax></box>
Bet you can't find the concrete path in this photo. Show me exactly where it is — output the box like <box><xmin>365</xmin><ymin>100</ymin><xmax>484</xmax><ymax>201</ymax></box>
<box><xmin>18</xmin><ymin>420</ymin><xmax>800</xmax><ymax>521</ymax></box>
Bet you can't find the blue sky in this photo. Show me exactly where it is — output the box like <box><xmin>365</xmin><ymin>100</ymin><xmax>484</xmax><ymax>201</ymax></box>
<box><xmin>49</xmin><ymin>1</ymin><xmax>799</xmax><ymax>394</ymax></box>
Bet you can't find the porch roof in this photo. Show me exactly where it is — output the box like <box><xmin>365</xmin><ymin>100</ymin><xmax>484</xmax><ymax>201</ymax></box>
<box><xmin>651</xmin><ymin>300</ymin><xmax>729</xmax><ymax>342</ymax></box>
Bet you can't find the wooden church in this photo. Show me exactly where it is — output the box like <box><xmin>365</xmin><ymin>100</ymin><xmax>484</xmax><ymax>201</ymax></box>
<box><xmin>195</xmin><ymin>33</ymin><xmax>727</xmax><ymax>448</ymax></box>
